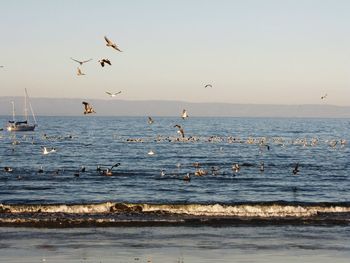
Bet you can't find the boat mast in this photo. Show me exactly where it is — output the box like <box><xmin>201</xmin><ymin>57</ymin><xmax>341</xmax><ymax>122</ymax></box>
<box><xmin>24</xmin><ymin>89</ymin><xmax>28</xmax><ymax>121</ymax></box>
<box><xmin>11</xmin><ymin>101</ymin><xmax>15</xmax><ymax>122</ymax></box>
<box><xmin>25</xmin><ymin>88</ymin><xmax>37</xmax><ymax>125</ymax></box>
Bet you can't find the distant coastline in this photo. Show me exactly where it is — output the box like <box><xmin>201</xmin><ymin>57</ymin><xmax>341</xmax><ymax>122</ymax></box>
<box><xmin>0</xmin><ymin>97</ymin><xmax>349</xmax><ymax>118</ymax></box>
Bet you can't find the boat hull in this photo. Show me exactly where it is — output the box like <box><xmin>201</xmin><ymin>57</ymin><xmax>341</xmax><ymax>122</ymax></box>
<box><xmin>7</xmin><ymin>124</ymin><xmax>36</xmax><ymax>132</ymax></box>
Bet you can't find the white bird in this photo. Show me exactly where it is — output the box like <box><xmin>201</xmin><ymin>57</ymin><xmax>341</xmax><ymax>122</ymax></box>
<box><xmin>77</xmin><ymin>67</ymin><xmax>85</xmax><ymax>76</ymax></box>
<box><xmin>70</xmin><ymin>58</ymin><xmax>92</xmax><ymax>66</ymax></box>
<box><xmin>181</xmin><ymin>109</ymin><xmax>189</xmax><ymax>119</ymax></box>
<box><xmin>148</xmin><ymin>150</ymin><xmax>155</xmax><ymax>155</ymax></box>
<box><xmin>104</xmin><ymin>36</ymin><xmax>122</xmax><ymax>52</ymax></box>
<box><xmin>106</xmin><ymin>91</ymin><xmax>122</xmax><ymax>97</ymax></box>
<box><xmin>42</xmin><ymin>147</ymin><xmax>56</xmax><ymax>155</ymax></box>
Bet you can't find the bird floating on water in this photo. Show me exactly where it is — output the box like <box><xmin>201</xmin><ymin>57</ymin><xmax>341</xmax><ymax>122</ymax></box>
<box><xmin>42</xmin><ymin>147</ymin><xmax>56</xmax><ymax>155</ymax></box>
<box><xmin>4</xmin><ymin>167</ymin><xmax>13</xmax><ymax>173</ymax></box>
<box><xmin>292</xmin><ymin>163</ymin><xmax>299</xmax><ymax>175</ymax></box>
<box><xmin>106</xmin><ymin>91</ymin><xmax>122</xmax><ymax>97</ymax></box>
<box><xmin>99</xmin><ymin>59</ymin><xmax>112</xmax><ymax>67</ymax></box>
<box><xmin>104</xmin><ymin>36</ymin><xmax>122</xmax><ymax>52</ymax></box>
<box><xmin>77</xmin><ymin>67</ymin><xmax>85</xmax><ymax>76</ymax></box>
<box><xmin>82</xmin><ymin>101</ymin><xmax>96</xmax><ymax>115</ymax></box>
<box><xmin>70</xmin><ymin>58</ymin><xmax>92</xmax><ymax>66</ymax></box>
<box><xmin>148</xmin><ymin>150</ymin><xmax>155</xmax><ymax>155</ymax></box>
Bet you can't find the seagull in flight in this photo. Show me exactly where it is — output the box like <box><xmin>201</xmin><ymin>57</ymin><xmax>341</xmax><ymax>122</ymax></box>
<box><xmin>181</xmin><ymin>109</ymin><xmax>189</xmax><ymax>119</ymax></box>
<box><xmin>99</xmin><ymin>59</ymin><xmax>112</xmax><ymax>67</ymax></box>
<box><xmin>82</xmin><ymin>101</ymin><xmax>96</xmax><ymax>114</ymax></box>
<box><xmin>148</xmin><ymin>117</ymin><xmax>154</xmax><ymax>125</ymax></box>
<box><xmin>70</xmin><ymin>58</ymin><xmax>93</xmax><ymax>66</ymax></box>
<box><xmin>321</xmin><ymin>93</ymin><xmax>327</xmax><ymax>100</ymax></box>
<box><xmin>77</xmin><ymin>67</ymin><xmax>85</xmax><ymax>76</ymax></box>
<box><xmin>106</xmin><ymin>91</ymin><xmax>122</xmax><ymax>97</ymax></box>
<box><xmin>174</xmin><ymin>124</ymin><xmax>185</xmax><ymax>138</ymax></box>
<box><xmin>104</xmin><ymin>36</ymin><xmax>122</xmax><ymax>52</ymax></box>
<box><xmin>204</xmin><ymin>84</ymin><xmax>212</xmax><ymax>88</ymax></box>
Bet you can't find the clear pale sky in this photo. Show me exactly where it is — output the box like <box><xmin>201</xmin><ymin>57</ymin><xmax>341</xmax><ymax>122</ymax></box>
<box><xmin>1</xmin><ymin>0</ymin><xmax>349</xmax><ymax>105</ymax></box>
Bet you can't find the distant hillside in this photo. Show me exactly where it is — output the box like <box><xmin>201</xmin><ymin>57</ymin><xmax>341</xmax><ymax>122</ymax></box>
<box><xmin>0</xmin><ymin>97</ymin><xmax>349</xmax><ymax>118</ymax></box>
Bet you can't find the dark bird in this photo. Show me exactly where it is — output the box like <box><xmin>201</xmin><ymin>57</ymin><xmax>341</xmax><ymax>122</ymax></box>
<box><xmin>104</xmin><ymin>36</ymin><xmax>122</xmax><ymax>51</ymax></box>
<box><xmin>80</xmin><ymin>166</ymin><xmax>86</xmax><ymax>172</ymax></box>
<box><xmin>204</xmin><ymin>84</ymin><xmax>212</xmax><ymax>88</ymax></box>
<box><xmin>174</xmin><ymin>124</ymin><xmax>185</xmax><ymax>138</ymax></box>
<box><xmin>4</xmin><ymin>167</ymin><xmax>13</xmax><ymax>173</ymax></box>
<box><xmin>70</xmin><ymin>57</ymin><xmax>93</xmax><ymax>66</ymax></box>
<box><xmin>292</xmin><ymin>163</ymin><xmax>300</xmax><ymax>175</ymax></box>
<box><xmin>183</xmin><ymin>173</ymin><xmax>191</xmax><ymax>182</ymax></box>
<box><xmin>106</xmin><ymin>91</ymin><xmax>121</xmax><ymax>97</ymax></box>
<box><xmin>148</xmin><ymin>117</ymin><xmax>154</xmax><ymax>125</ymax></box>
<box><xmin>99</xmin><ymin>59</ymin><xmax>112</xmax><ymax>67</ymax></box>
<box><xmin>82</xmin><ymin>101</ymin><xmax>96</xmax><ymax>115</ymax></box>
<box><xmin>321</xmin><ymin>93</ymin><xmax>327</xmax><ymax>100</ymax></box>
<box><xmin>38</xmin><ymin>166</ymin><xmax>44</xmax><ymax>174</ymax></box>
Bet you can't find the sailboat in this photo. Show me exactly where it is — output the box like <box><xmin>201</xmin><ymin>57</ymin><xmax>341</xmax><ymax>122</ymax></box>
<box><xmin>7</xmin><ymin>89</ymin><xmax>37</xmax><ymax>132</ymax></box>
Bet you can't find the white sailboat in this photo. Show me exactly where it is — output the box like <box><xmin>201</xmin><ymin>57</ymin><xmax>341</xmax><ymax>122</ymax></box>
<box><xmin>7</xmin><ymin>89</ymin><xmax>37</xmax><ymax>132</ymax></box>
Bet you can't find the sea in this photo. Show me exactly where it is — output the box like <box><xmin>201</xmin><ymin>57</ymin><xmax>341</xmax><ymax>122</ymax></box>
<box><xmin>0</xmin><ymin>116</ymin><xmax>349</xmax><ymax>262</ymax></box>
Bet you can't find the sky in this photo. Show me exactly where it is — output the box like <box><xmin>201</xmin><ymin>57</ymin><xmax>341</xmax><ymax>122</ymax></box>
<box><xmin>0</xmin><ymin>0</ymin><xmax>350</xmax><ymax>106</ymax></box>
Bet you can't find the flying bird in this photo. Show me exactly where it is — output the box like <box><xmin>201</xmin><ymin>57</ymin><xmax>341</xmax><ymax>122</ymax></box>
<box><xmin>82</xmin><ymin>101</ymin><xmax>96</xmax><ymax>114</ymax></box>
<box><xmin>204</xmin><ymin>84</ymin><xmax>212</xmax><ymax>88</ymax></box>
<box><xmin>106</xmin><ymin>91</ymin><xmax>122</xmax><ymax>97</ymax></box>
<box><xmin>148</xmin><ymin>117</ymin><xmax>154</xmax><ymax>125</ymax></box>
<box><xmin>181</xmin><ymin>109</ymin><xmax>189</xmax><ymax>119</ymax></box>
<box><xmin>70</xmin><ymin>58</ymin><xmax>93</xmax><ymax>66</ymax></box>
<box><xmin>174</xmin><ymin>124</ymin><xmax>185</xmax><ymax>138</ymax></box>
<box><xmin>100</xmin><ymin>163</ymin><xmax>121</xmax><ymax>176</ymax></box>
<box><xmin>77</xmin><ymin>67</ymin><xmax>85</xmax><ymax>76</ymax></box>
<box><xmin>321</xmin><ymin>94</ymin><xmax>327</xmax><ymax>100</ymax></box>
<box><xmin>99</xmin><ymin>59</ymin><xmax>112</xmax><ymax>67</ymax></box>
<box><xmin>104</xmin><ymin>36</ymin><xmax>122</xmax><ymax>52</ymax></box>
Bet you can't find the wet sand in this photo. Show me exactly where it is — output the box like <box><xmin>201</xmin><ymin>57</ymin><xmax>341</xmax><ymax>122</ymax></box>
<box><xmin>1</xmin><ymin>226</ymin><xmax>350</xmax><ymax>263</ymax></box>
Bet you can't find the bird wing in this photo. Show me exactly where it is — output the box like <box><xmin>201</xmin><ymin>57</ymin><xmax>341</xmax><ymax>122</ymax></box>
<box><xmin>104</xmin><ymin>36</ymin><xmax>112</xmax><ymax>44</ymax></box>
<box><xmin>112</xmin><ymin>45</ymin><xmax>122</xmax><ymax>52</ymax></box>
<box><xmin>71</xmin><ymin>57</ymin><xmax>82</xmax><ymax>64</ymax></box>
<box><xmin>82</xmin><ymin>58</ymin><xmax>93</xmax><ymax>63</ymax></box>
<box><xmin>77</xmin><ymin>68</ymin><xmax>82</xmax><ymax>74</ymax></box>
<box><xmin>82</xmin><ymin>101</ymin><xmax>89</xmax><ymax>110</ymax></box>
<box><xmin>179</xmin><ymin>129</ymin><xmax>185</xmax><ymax>138</ymax></box>
<box><xmin>106</xmin><ymin>92</ymin><xmax>112</xmax><ymax>95</ymax></box>
<box><xmin>113</xmin><ymin>91</ymin><xmax>121</xmax><ymax>95</ymax></box>
<box><xmin>105</xmin><ymin>59</ymin><xmax>112</xmax><ymax>65</ymax></box>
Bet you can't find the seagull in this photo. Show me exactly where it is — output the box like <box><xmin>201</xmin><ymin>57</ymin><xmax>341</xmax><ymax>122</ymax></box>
<box><xmin>148</xmin><ymin>117</ymin><xmax>154</xmax><ymax>125</ymax></box>
<box><xmin>260</xmin><ymin>162</ymin><xmax>265</xmax><ymax>172</ymax></box>
<box><xmin>77</xmin><ymin>67</ymin><xmax>85</xmax><ymax>76</ymax></box>
<box><xmin>106</xmin><ymin>91</ymin><xmax>122</xmax><ymax>97</ymax></box>
<box><xmin>148</xmin><ymin>150</ymin><xmax>155</xmax><ymax>155</ymax></box>
<box><xmin>99</xmin><ymin>59</ymin><xmax>112</xmax><ymax>67</ymax></box>
<box><xmin>232</xmin><ymin>163</ymin><xmax>240</xmax><ymax>173</ymax></box>
<box><xmin>70</xmin><ymin>58</ymin><xmax>93</xmax><ymax>66</ymax></box>
<box><xmin>104</xmin><ymin>36</ymin><xmax>122</xmax><ymax>52</ymax></box>
<box><xmin>174</xmin><ymin>124</ymin><xmax>185</xmax><ymax>138</ymax></box>
<box><xmin>4</xmin><ymin>167</ymin><xmax>13</xmax><ymax>173</ymax></box>
<box><xmin>38</xmin><ymin>166</ymin><xmax>44</xmax><ymax>173</ymax></box>
<box><xmin>204</xmin><ymin>84</ymin><xmax>212</xmax><ymax>88</ymax></box>
<box><xmin>181</xmin><ymin>109</ymin><xmax>189</xmax><ymax>119</ymax></box>
<box><xmin>42</xmin><ymin>147</ymin><xmax>56</xmax><ymax>155</ymax></box>
<box><xmin>292</xmin><ymin>163</ymin><xmax>299</xmax><ymax>175</ymax></box>
<box><xmin>82</xmin><ymin>101</ymin><xmax>96</xmax><ymax>114</ymax></box>
<box><xmin>160</xmin><ymin>170</ymin><xmax>165</xmax><ymax>177</ymax></box>
<box><xmin>183</xmin><ymin>173</ymin><xmax>191</xmax><ymax>182</ymax></box>
<box><xmin>321</xmin><ymin>94</ymin><xmax>327</xmax><ymax>100</ymax></box>
<box><xmin>100</xmin><ymin>163</ymin><xmax>121</xmax><ymax>176</ymax></box>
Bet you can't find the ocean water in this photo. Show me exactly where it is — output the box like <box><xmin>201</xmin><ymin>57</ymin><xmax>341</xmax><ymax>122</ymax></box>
<box><xmin>0</xmin><ymin>116</ymin><xmax>349</xmax><ymax>262</ymax></box>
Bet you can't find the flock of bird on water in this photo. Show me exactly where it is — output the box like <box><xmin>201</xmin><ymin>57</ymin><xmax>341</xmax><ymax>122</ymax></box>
<box><xmin>0</xmin><ymin>36</ymin><xmax>344</xmax><ymax>183</ymax></box>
